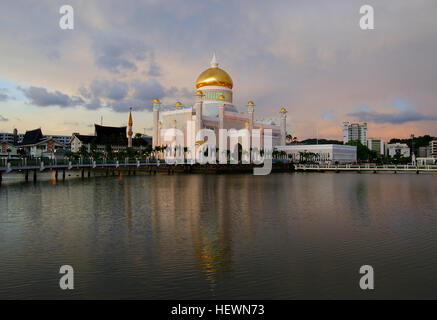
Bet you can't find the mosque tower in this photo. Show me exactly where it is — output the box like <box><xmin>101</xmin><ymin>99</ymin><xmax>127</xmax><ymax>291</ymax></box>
<box><xmin>280</xmin><ymin>107</ymin><xmax>288</xmax><ymax>146</ymax></box>
<box><xmin>128</xmin><ymin>107</ymin><xmax>133</xmax><ymax>148</ymax></box>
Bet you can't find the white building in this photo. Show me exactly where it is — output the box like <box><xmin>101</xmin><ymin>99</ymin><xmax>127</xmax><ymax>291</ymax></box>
<box><xmin>367</xmin><ymin>139</ymin><xmax>385</xmax><ymax>156</ymax></box>
<box><xmin>431</xmin><ymin>139</ymin><xmax>437</xmax><ymax>158</ymax></box>
<box><xmin>0</xmin><ymin>142</ymin><xmax>19</xmax><ymax>158</ymax></box>
<box><xmin>386</xmin><ymin>143</ymin><xmax>410</xmax><ymax>158</ymax></box>
<box><xmin>0</xmin><ymin>129</ymin><xmax>23</xmax><ymax>144</ymax></box>
<box><xmin>275</xmin><ymin>144</ymin><xmax>357</xmax><ymax>164</ymax></box>
<box><xmin>0</xmin><ymin>130</ymin><xmax>70</xmax><ymax>147</ymax></box>
<box><xmin>343</xmin><ymin>122</ymin><xmax>367</xmax><ymax>146</ymax></box>
<box><xmin>49</xmin><ymin>135</ymin><xmax>71</xmax><ymax>147</ymax></box>
<box><xmin>152</xmin><ymin>54</ymin><xmax>286</xmax><ymax>153</ymax></box>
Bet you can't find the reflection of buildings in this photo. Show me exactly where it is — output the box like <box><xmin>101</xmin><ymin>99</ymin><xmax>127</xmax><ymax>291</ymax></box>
<box><xmin>148</xmin><ymin>175</ymin><xmax>232</xmax><ymax>283</ymax></box>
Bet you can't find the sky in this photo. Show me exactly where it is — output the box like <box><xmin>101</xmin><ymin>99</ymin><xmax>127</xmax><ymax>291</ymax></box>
<box><xmin>0</xmin><ymin>0</ymin><xmax>436</xmax><ymax>141</ymax></box>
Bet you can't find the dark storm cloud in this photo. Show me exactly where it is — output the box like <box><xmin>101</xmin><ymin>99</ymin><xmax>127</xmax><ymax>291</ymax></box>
<box><xmin>0</xmin><ymin>115</ymin><xmax>8</xmax><ymax>122</ymax></box>
<box><xmin>348</xmin><ymin>110</ymin><xmax>437</xmax><ymax>124</ymax></box>
<box><xmin>19</xmin><ymin>86</ymin><xmax>84</xmax><ymax>108</ymax></box>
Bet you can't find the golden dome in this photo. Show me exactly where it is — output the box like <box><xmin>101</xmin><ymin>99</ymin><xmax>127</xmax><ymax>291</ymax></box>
<box><xmin>196</xmin><ymin>67</ymin><xmax>233</xmax><ymax>89</ymax></box>
<box><xmin>153</xmin><ymin>98</ymin><xmax>161</xmax><ymax>104</ymax></box>
<box><xmin>280</xmin><ymin>107</ymin><xmax>287</xmax><ymax>113</ymax></box>
<box><xmin>218</xmin><ymin>94</ymin><xmax>225</xmax><ymax>101</ymax></box>
<box><xmin>247</xmin><ymin>101</ymin><xmax>254</xmax><ymax>105</ymax></box>
<box><xmin>195</xmin><ymin>90</ymin><xmax>203</xmax><ymax>96</ymax></box>
<box><xmin>175</xmin><ymin>101</ymin><xmax>182</xmax><ymax>106</ymax></box>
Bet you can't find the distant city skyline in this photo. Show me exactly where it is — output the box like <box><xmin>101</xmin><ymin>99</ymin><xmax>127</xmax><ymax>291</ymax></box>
<box><xmin>1</xmin><ymin>0</ymin><xmax>437</xmax><ymax>140</ymax></box>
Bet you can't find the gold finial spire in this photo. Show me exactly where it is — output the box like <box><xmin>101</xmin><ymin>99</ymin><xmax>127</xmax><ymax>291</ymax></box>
<box><xmin>128</xmin><ymin>107</ymin><xmax>133</xmax><ymax>127</ymax></box>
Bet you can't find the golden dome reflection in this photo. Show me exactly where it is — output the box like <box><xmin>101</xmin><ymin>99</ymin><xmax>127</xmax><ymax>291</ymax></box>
<box><xmin>196</xmin><ymin>67</ymin><xmax>233</xmax><ymax>89</ymax></box>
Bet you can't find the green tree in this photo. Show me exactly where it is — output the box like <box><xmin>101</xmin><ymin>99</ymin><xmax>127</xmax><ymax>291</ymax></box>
<box><xmin>104</xmin><ymin>144</ymin><xmax>113</xmax><ymax>159</ymax></box>
<box><xmin>79</xmin><ymin>145</ymin><xmax>89</xmax><ymax>158</ymax></box>
<box><xmin>346</xmin><ymin>140</ymin><xmax>372</xmax><ymax>162</ymax></box>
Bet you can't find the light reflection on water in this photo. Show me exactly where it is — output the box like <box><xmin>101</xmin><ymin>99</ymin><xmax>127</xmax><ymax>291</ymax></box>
<box><xmin>0</xmin><ymin>173</ymin><xmax>436</xmax><ymax>299</ymax></box>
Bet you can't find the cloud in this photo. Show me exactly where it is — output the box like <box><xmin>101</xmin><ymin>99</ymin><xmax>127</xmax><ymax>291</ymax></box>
<box><xmin>89</xmin><ymin>80</ymin><xmax>129</xmax><ymax>101</ymax></box>
<box><xmin>92</xmin><ymin>32</ymin><xmax>148</xmax><ymax>74</ymax></box>
<box><xmin>0</xmin><ymin>115</ymin><xmax>8</xmax><ymax>122</ymax></box>
<box><xmin>19</xmin><ymin>86</ymin><xmax>84</xmax><ymax>108</ymax></box>
<box><xmin>0</xmin><ymin>88</ymin><xmax>11</xmax><ymax>102</ymax></box>
<box><xmin>18</xmin><ymin>77</ymin><xmax>192</xmax><ymax>113</ymax></box>
<box><xmin>1</xmin><ymin>0</ymin><xmax>437</xmax><ymax>139</ymax></box>
<box><xmin>132</xmin><ymin>79</ymin><xmax>166</xmax><ymax>103</ymax></box>
<box><xmin>347</xmin><ymin>110</ymin><xmax>437</xmax><ymax>124</ymax></box>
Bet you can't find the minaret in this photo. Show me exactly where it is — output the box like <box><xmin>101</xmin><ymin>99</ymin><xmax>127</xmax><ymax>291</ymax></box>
<box><xmin>280</xmin><ymin>107</ymin><xmax>288</xmax><ymax>146</ymax></box>
<box><xmin>218</xmin><ymin>94</ymin><xmax>225</xmax><ymax>130</ymax></box>
<box><xmin>247</xmin><ymin>101</ymin><xmax>254</xmax><ymax>132</ymax></box>
<box><xmin>127</xmin><ymin>107</ymin><xmax>133</xmax><ymax>148</ymax></box>
<box><xmin>152</xmin><ymin>98</ymin><xmax>161</xmax><ymax>148</ymax></box>
<box><xmin>195</xmin><ymin>90</ymin><xmax>204</xmax><ymax>134</ymax></box>
<box><xmin>247</xmin><ymin>101</ymin><xmax>255</xmax><ymax>158</ymax></box>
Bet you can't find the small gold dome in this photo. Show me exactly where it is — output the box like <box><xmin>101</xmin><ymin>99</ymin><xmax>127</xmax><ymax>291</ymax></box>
<box><xmin>153</xmin><ymin>98</ymin><xmax>161</xmax><ymax>104</ymax></box>
<box><xmin>195</xmin><ymin>90</ymin><xmax>203</xmax><ymax>96</ymax></box>
<box><xmin>175</xmin><ymin>101</ymin><xmax>182</xmax><ymax>106</ymax></box>
<box><xmin>247</xmin><ymin>101</ymin><xmax>254</xmax><ymax>105</ymax></box>
<box><xmin>280</xmin><ymin>107</ymin><xmax>287</xmax><ymax>113</ymax></box>
<box><xmin>218</xmin><ymin>94</ymin><xmax>225</xmax><ymax>101</ymax></box>
<box><xmin>196</xmin><ymin>67</ymin><xmax>233</xmax><ymax>89</ymax></box>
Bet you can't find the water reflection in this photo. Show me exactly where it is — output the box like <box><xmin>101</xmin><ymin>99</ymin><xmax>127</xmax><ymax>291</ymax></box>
<box><xmin>1</xmin><ymin>173</ymin><xmax>437</xmax><ymax>299</ymax></box>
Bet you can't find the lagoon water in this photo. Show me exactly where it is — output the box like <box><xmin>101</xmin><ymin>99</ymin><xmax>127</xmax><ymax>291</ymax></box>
<box><xmin>1</xmin><ymin>173</ymin><xmax>437</xmax><ymax>299</ymax></box>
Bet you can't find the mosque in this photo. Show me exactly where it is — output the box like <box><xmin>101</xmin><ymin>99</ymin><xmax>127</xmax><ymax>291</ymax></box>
<box><xmin>151</xmin><ymin>54</ymin><xmax>288</xmax><ymax>151</ymax></box>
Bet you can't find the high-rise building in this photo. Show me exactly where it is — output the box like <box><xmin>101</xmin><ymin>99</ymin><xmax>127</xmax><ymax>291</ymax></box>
<box><xmin>343</xmin><ymin>122</ymin><xmax>367</xmax><ymax>146</ymax></box>
<box><xmin>0</xmin><ymin>130</ymin><xmax>24</xmax><ymax>144</ymax></box>
<box><xmin>367</xmin><ymin>139</ymin><xmax>385</xmax><ymax>156</ymax></box>
<box><xmin>430</xmin><ymin>139</ymin><xmax>437</xmax><ymax>158</ymax></box>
